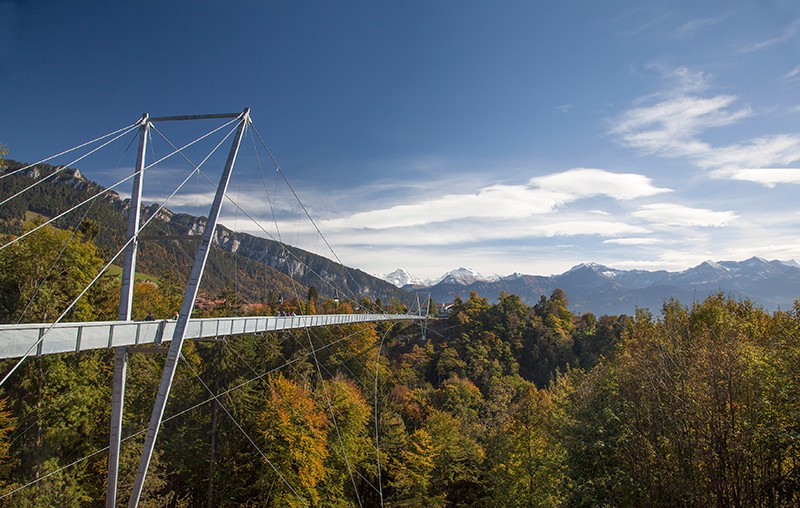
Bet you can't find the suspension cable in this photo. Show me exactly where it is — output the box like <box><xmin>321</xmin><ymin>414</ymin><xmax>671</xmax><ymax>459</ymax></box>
<box><xmin>302</xmin><ymin>324</ymin><xmax>364</xmax><ymax>508</ymax></box>
<box><xmin>0</xmin><ymin>124</ymin><xmax>140</xmax><ymax>208</ymax></box>
<box><xmin>153</xmin><ymin>136</ymin><xmax>355</xmax><ymax>303</ymax></box>
<box><xmin>0</xmin><ymin>121</ymin><xmax>140</xmax><ymax>181</ymax></box>
<box><xmin>0</xmin><ymin>118</ymin><xmax>239</xmax><ymax>254</ymax></box>
<box><xmin>250</xmin><ymin>123</ymin><xmax>364</xmax><ymax>298</ymax></box>
<box><xmin>14</xmin><ymin>130</ymin><xmax>141</xmax><ymax>324</ymax></box>
<box><xmin>178</xmin><ymin>353</ymin><xmax>308</xmax><ymax>507</ymax></box>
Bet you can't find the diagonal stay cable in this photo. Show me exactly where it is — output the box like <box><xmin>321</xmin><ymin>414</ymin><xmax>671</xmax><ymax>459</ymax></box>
<box><xmin>0</xmin><ymin>121</ymin><xmax>140</xmax><ymax>181</ymax></box>
<box><xmin>178</xmin><ymin>353</ymin><xmax>308</xmax><ymax>507</ymax></box>
<box><xmin>250</xmin><ymin>123</ymin><xmax>364</xmax><ymax>298</ymax></box>
<box><xmin>190</xmin><ymin>165</ymin><xmax>355</xmax><ymax>303</ymax></box>
<box><xmin>0</xmin><ymin>123</ymin><xmax>140</xmax><ymax>208</ymax></box>
<box><xmin>373</xmin><ymin>321</ymin><xmax>399</xmax><ymax>507</ymax></box>
<box><xmin>0</xmin><ymin>124</ymin><xmax>239</xmax><ymax>388</ymax></box>
<box><xmin>225</xmin><ymin>328</ymin><xmax>378</xmax><ymax>496</ymax></box>
<box><xmin>300</xmin><ymin>324</ymin><xmax>364</xmax><ymax>508</ymax></box>
<box><xmin>148</xmin><ymin>126</ymin><xmax>354</xmax><ymax>302</ymax></box>
<box><xmin>0</xmin><ymin>117</ymin><xmax>240</xmax><ymax>254</ymax></box>
<box><xmin>248</xmin><ymin>129</ymin><xmax>284</xmax><ymax>244</ymax></box>
<box><xmin>14</xmin><ymin>130</ymin><xmax>141</xmax><ymax>324</ymax></box>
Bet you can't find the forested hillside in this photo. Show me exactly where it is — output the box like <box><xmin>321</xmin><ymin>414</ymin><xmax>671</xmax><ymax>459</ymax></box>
<box><xmin>0</xmin><ymin>217</ymin><xmax>798</xmax><ymax>506</ymax></box>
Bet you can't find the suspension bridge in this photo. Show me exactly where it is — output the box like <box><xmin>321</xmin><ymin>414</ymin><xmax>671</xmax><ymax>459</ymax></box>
<box><xmin>0</xmin><ymin>109</ymin><xmax>428</xmax><ymax>507</ymax></box>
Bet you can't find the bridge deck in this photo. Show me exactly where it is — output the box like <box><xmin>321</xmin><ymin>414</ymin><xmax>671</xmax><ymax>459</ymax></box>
<box><xmin>0</xmin><ymin>313</ymin><xmax>423</xmax><ymax>359</ymax></box>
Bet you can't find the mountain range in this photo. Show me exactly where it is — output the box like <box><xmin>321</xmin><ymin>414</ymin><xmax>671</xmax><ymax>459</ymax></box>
<box><xmin>382</xmin><ymin>259</ymin><xmax>800</xmax><ymax>315</ymax></box>
<box><xmin>0</xmin><ymin>159</ymin><xmax>408</xmax><ymax>306</ymax></box>
<box><xmin>4</xmin><ymin>158</ymin><xmax>800</xmax><ymax>317</ymax></box>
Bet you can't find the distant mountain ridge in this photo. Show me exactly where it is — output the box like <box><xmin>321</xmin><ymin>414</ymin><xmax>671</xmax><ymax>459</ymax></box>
<box><xmin>5</xmin><ymin>158</ymin><xmax>800</xmax><ymax>315</ymax></box>
<box><xmin>0</xmin><ymin>159</ymin><xmax>408</xmax><ymax>305</ymax></box>
<box><xmin>387</xmin><ymin>258</ymin><xmax>800</xmax><ymax>315</ymax></box>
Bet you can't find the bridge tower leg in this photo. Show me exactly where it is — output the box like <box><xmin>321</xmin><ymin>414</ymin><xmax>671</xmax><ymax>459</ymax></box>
<box><xmin>128</xmin><ymin>108</ymin><xmax>250</xmax><ymax>507</ymax></box>
<box><xmin>107</xmin><ymin>113</ymin><xmax>149</xmax><ymax>508</ymax></box>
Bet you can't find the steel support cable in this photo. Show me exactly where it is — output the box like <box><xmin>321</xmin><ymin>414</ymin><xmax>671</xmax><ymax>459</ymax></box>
<box><xmin>178</xmin><ymin>353</ymin><xmax>308</xmax><ymax>507</ymax></box>
<box><xmin>149</xmin><ymin>127</ymin><xmax>362</xmax><ymax>416</ymax></box>
<box><xmin>223</xmin><ymin>333</ymin><xmax>376</xmax><ymax>488</ymax></box>
<box><xmin>0</xmin><ymin>326</ymin><xmax>381</xmax><ymax>500</ymax></box>
<box><xmin>212</xmin><ymin>329</ymin><xmax>390</xmax><ymax>503</ymax></box>
<box><xmin>290</xmin><ymin>322</ymin><xmax>385</xmax><ymax>404</ymax></box>
<box><xmin>230</xmin><ymin>324</ymin><xmax>386</xmax><ymax>414</ymax></box>
<box><xmin>373</xmin><ymin>322</ymin><xmax>400</xmax><ymax>508</ymax></box>
<box><xmin>14</xmin><ymin>131</ymin><xmax>141</xmax><ymax>324</ymax></box>
<box><xmin>0</xmin><ymin>121</ymin><xmax>140</xmax><ymax>181</ymax></box>
<box><xmin>247</xmin><ymin>128</ymin><xmax>289</xmax><ymax>310</ymax></box>
<box><xmin>148</xmin><ymin>127</ymin><xmax>344</xmax><ymax>305</ymax></box>
<box><xmin>146</xmin><ymin>129</ymin><xmax>185</xmax><ymax>274</ymax></box>
<box><xmin>0</xmin><ymin>118</ymin><xmax>240</xmax><ymax>254</ymax></box>
<box><xmin>300</xmin><ymin>324</ymin><xmax>364</xmax><ymax>508</ymax></box>
<box><xmin>0</xmin><ymin>124</ymin><xmax>140</xmax><ymax>209</ymax></box>
<box><xmin>191</xmin><ymin>166</ymin><xmax>351</xmax><ymax>303</ymax></box>
<box><xmin>250</xmin><ymin>124</ymin><xmax>364</xmax><ymax>300</ymax></box>
<box><xmin>0</xmin><ymin>126</ymin><xmax>239</xmax><ymax>388</ymax></box>
<box><xmin>271</xmin><ymin>323</ymin><xmax>395</xmax><ymax>496</ymax></box>
<box><xmin>248</xmin><ymin>129</ymin><xmax>284</xmax><ymax>244</ymax></box>
<box><xmin>224</xmin><ymin>332</ymin><xmax>384</xmax><ymax>496</ymax></box>
<box><xmin>278</xmin><ymin>164</ymin><xmax>364</xmax><ymax>301</ymax></box>
<box><xmin>9</xmin><ymin>123</ymin><xmax>134</xmax><ymax>433</ymax></box>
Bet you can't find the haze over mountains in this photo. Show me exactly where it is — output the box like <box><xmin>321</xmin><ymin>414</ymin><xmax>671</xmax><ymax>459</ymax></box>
<box><xmin>381</xmin><ymin>259</ymin><xmax>800</xmax><ymax>316</ymax></box>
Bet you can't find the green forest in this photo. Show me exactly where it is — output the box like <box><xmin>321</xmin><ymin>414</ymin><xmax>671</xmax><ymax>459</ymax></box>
<box><xmin>0</xmin><ymin>220</ymin><xmax>798</xmax><ymax>507</ymax></box>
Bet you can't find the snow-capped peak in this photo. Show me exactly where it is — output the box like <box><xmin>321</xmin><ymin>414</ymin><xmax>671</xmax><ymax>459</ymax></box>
<box><xmin>437</xmin><ymin>267</ymin><xmax>485</xmax><ymax>285</ymax></box>
<box><xmin>380</xmin><ymin>268</ymin><xmax>423</xmax><ymax>287</ymax></box>
<box><xmin>691</xmin><ymin>260</ymin><xmax>728</xmax><ymax>272</ymax></box>
<box><xmin>566</xmin><ymin>262</ymin><xmax>609</xmax><ymax>273</ymax></box>
<box><xmin>780</xmin><ymin>259</ymin><xmax>800</xmax><ymax>268</ymax></box>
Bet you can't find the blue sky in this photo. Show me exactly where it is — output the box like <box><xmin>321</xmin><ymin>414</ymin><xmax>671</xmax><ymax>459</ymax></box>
<box><xmin>2</xmin><ymin>0</ymin><xmax>800</xmax><ymax>279</ymax></box>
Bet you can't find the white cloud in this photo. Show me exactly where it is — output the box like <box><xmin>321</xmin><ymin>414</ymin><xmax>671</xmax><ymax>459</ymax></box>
<box><xmin>611</xmin><ymin>66</ymin><xmax>800</xmax><ymax>189</ymax></box>
<box><xmin>741</xmin><ymin>18</ymin><xmax>800</xmax><ymax>53</ymax></box>
<box><xmin>632</xmin><ymin>203</ymin><xmax>737</xmax><ymax>227</ymax></box>
<box><xmin>292</xmin><ymin>216</ymin><xmax>648</xmax><ymax>248</ymax></box>
<box><xmin>611</xmin><ymin>94</ymin><xmax>751</xmax><ymax>158</ymax></box>
<box><xmin>699</xmin><ymin>134</ymin><xmax>800</xmax><ymax>170</ymax></box>
<box><xmin>676</xmin><ymin>15</ymin><xmax>729</xmax><ymax>38</ymax></box>
<box><xmin>320</xmin><ymin>186</ymin><xmax>570</xmax><ymax>229</ymax></box>
<box><xmin>652</xmin><ymin>64</ymin><xmax>711</xmax><ymax>94</ymax></box>
<box><xmin>321</xmin><ymin>168</ymin><xmax>669</xmax><ymax>230</ymax></box>
<box><xmin>711</xmin><ymin>167</ymin><xmax>800</xmax><ymax>188</ymax></box>
<box><xmin>531</xmin><ymin>167</ymin><xmax>671</xmax><ymax>200</ymax></box>
<box><xmin>144</xmin><ymin>191</ymin><xmax>218</xmax><ymax>208</ymax></box>
<box><xmin>785</xmin><ymin>65</ymin><xmax>800</xmax><ymax>79</ymax></box>
<box><xmin>603</xmin><ymin>237</ymin><xmax>663</xmax><ymax>245</ymax></box>
<box><xmin>524</xmin><ymin>220</ymin><xmax>648</xmax><ymax>238</ymax></box>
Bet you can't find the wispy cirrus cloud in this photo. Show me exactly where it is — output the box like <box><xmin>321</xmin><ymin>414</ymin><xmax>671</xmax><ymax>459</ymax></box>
<box><xmin>676</xmin><ymin>14</ymin><xmax>729</xmax><ymax>37</ymax></box>
<box><xmin>611</xmin><ymin>65</ymin><xmax>800</xmax><ymax>187</ymax></box>
<box><xmin>784</xmin><ymin>65</ymin><xmax>800</xmax><ymax>80</ymax></box>
<box><xmin>699</xmin><ymin>134</ymin><xmax>800</xmax><ymax>170</ymax></box>
<box><xmin>632</xmin><ymin>203</ymin><xmax>737</xmax><ymax>227</ymax></box>
<box><xmin>611</xmin><ymin>94</ymin><xmax>750</xmax><ymax>158</ymax></box>
<box><xmin>741</xmin><ymin>18</ymin><xmax>800</xmax><ymax>53</ymax></box>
